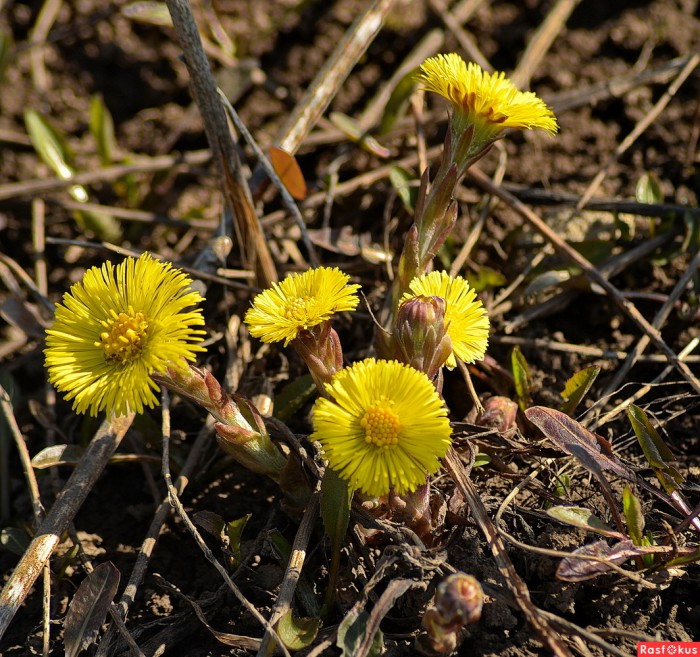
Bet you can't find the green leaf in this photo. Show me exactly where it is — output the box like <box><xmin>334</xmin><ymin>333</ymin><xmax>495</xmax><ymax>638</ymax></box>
<box><xmin>225</xmin><ymin>513</ymin><xmax>251</xmax><ymax>564</ymax></box>
<box><xmin>121</xmin><ymin>1</ymin><xmax>173</xmax><ymax>26</ymax></box>
<box><xmin>1</xmin><ymin>527</ymin><xmax>31</xmax><ymax>556</ymax></box>
<box><xmin>273</xmin><ymin>375</ymin><xmax>316</xmax><ymax>423</ymax></box>
<box><xmin>320</xmin><ymin>468</ymin><xmax>351</xmax><ymax>614</ymax></box>
<box><xmin>545</xmin><ymin>505</ymin><xmax>624</xmax><ymax>539</ymax></box>
<box><xmin>337</xmin><ymin>609</ymin><xmax>383</xmax><ymax>657</ymax></box>
<box><xmin>511</xmin><ymin>346</ymin><xmax>532</xmax><ymax>411</ymax></box>
<box><xmin>277</xmin><ymin>609</ymin><xmax>320</xmax><ymax>650</ymax></box>
<box><xmin>552</xmin><ymin>472</ymin><xmax>571</xmax><ymax>499</ymax></box>
<box><xmin>379</xmin><ymin>69</ymin><xmax>417</xmax><ymax>135</ymax></box>
<box><xmin>573</xmin><ymin>240</ymin><xmax>616</xmax><ymax>266</ymax></box>
<box><xmin>681</xmin><ymin>209</ymin><xmax>700</xmax><ymax>254</ymax></box>
<box><xmin>473</xmin><ymin>452</ymin><xmax>491</xmax><ymax>468</ymax></box>
<box><xmin>622</xmin><ymin>485</ymin><xmax>645</xmax><ymax>545</ymax></box>
<box><xmin>24</xmin><ymin>109</ymin><xmax>75</xmax><ymax>180</ymax></box>
<box><xmin>193</xmin><ymin>510</ymin><xmax>226</xmax><ymax>539</ymax></box>
<box><xmin>73</xmin><ymin>207</ymin><xmax>122</xmax><ymax>242</ymax></box>
<box><xmin>24</xmin><ymin>109</ymin><xmax>121</xmax><ymax>241</ymax></box>
<box><xmin>320</xmin><ymin>468</ymin><xmax>351</xmax><ymax>547</ymax></box>
<box><xmin>627</xmin><ymin>404</ymin><xmax>684</xmax><ymax>494</ymax></box>
<box><xmin>560</xmin><ymin>366</ymin><xmax>600</xmax><ymax>415</ymax></box>
<box><xmin>0</xmin><ymin>30</ymin><xmax>13</xmax><ymax>81</ymax></box>
<box><xmin>31</xmin><ymin>444</ymin><xmax>160</xmax><ymax>469</ymax></box>
<box><xmin>465</xmin><ymin>266</ymin><xmax>506</xmax><ymax>293</ymax></box>
<box><xmin>664</xmin><ymin>545</ymin><xmax>700</xmax><ymax>568</ymax></box>
<box><xmin>89</xmin><ymin>95</ymin><xmax>117</xmax><ymax>166</ymax></box>
<box><xmin>523</xmin><ymin>270</ymin><xmax>571</xmax><ymax>297</ymax></box>
<box><xmin>32</xmin><ymin>444</ymin><xmax>85</xmax><ymax>469</ymax></box>
<box><xmin>329</xmin><ymin>112</ymin><xmax>390</xmax><ymax>158</ymax></box>
<box><xmin>389</xmin><ymin>166</ymin><xmax>418</xmax><ymax>213</ymax></box>
<box><xmin>636</xmin><ymin>172</ymin><xmax>664</xmax><ymax>205</ymax></box>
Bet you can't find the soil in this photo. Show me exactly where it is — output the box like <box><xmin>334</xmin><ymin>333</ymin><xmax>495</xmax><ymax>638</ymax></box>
<box><xmin>1</xmin><ymin>0</ymin><xmax>700</xmax><ymax>656</ymax></box>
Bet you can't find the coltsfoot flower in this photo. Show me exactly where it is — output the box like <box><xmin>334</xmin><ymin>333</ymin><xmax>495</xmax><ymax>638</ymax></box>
<box><xmin>401</xmin><ymin>271</ymin><xmax>489</xmax><ymax>368</ymax></box>
<box><xmin>312</xmin><ymin>359</ymin><xmax>452</xmax><ymax>497</ymax></box>
<box><xmin>45</xmin><ymin>253</ymin><xmax>206</xmax><ymax>417</ymax></box>
<box><xmin>418</xmin><ymin>53</ymin><xmax>558</xmax><ymax>147</ymax></box>
<box><xmin>244</xmin><ymin>267</ymin><xmax>360</xmax><ymax>346</ymax></box>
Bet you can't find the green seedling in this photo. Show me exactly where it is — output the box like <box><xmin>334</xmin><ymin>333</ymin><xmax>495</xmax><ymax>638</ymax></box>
<box><xmin>511</xmin><ymin>346</ymin><xmax>532</xmax><ymax>411</ymax></box>
<box><xmin>560</xmin><ymin>366</ymin><xmax>600</xmax><ymax>415</ymax></box>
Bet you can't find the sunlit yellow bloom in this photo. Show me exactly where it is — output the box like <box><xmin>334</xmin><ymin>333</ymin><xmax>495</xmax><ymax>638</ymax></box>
<box><xmin>45</xmin><ymin>253</ymin><xmax>206</xmax><ymax>417</ymax></box>
<box><xmin>402</xmin><ymin>271</ymin><xmax>489</xmax><ymax>368</ymax></box>
<box><xmin>312</xmin><ymin>359</ymin><xmax>452</xmax><ymax>497</ymax></box>
<box><xmin>418</xmin><ymin>53</ymin><xmax>557</xmax><ymax>144</ymax></box>
<box><xmin>244</xmin><ymin>267</ymin><xmax>360</xmax><ymax>346</ymax></box>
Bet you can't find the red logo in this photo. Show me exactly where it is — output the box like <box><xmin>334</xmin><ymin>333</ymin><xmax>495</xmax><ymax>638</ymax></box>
<box><xmin>638</xmin><ymin>644</ymin><xmax>700</xmax><ymax>656</ymax></box>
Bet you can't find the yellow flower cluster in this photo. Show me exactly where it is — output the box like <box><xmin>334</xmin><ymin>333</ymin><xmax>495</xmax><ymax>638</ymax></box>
<box><xmin>46</xmin><ymin>51</ymin><xmax>536</xmax><ymax>498</ymax></box>
<box><xmin>243</xmin><ymin>267</ymin><xmax>489</xmax><ymax>497</ymax></box>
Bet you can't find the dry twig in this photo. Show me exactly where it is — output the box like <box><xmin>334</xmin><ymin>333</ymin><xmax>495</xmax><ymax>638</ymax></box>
<box><xmin>0</xmin><ymin>414</ymin><xmax>134</xmax><ymax>639</ymax></box>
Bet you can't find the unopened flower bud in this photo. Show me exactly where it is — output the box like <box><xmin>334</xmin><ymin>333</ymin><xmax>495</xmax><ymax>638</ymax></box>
<box><xmin>419</xmin><ymin>573</ymin><xmax>483</xmax><ymax>654</ymax></box>
<box><xmin>394</xmin><ymin>295</ymin><xmax>453</xmax><ymax>379</ymax></box>
<box><xmin>292</xmin><ymin>322</ymin><xmax>344</xmax><ymax>395</ymax></box>
<box><xmin>154</xmin><ymin>363</ymin><xmax>288</xmax><ymax>482</ymax></box>
<box><xmin>214</xmin><ymin>420</ymin><xmax>287</xmax><ymax>482</ymax></box>
<box><xmin>476</xmin><ymin>396</ymin><xmax>518</xmax><ymax>436</ymax></box>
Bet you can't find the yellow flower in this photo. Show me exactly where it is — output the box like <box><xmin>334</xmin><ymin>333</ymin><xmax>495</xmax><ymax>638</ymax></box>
<box><xmin>402</xmin><ymin>271</ymin><xmax>489</xmax><ymax>368</ymax></box>
<box><xmin>418</xmin><ymin>53</ymin><xmax>557</xmax><ymax>143</ymax></box>
<box><xmin>244</xmin><ymin>267</ymin><xmax>360</xmax><ymax>346</ymax></box>
<box><xmin>45</xmin><ymin>253</ymin><xmax>206</xmax><ymax>417</ymax></box>
<box><xmin>312</xmin><ymin>359</ymin><xmax>452</xmax><ymax>497</ymax></box>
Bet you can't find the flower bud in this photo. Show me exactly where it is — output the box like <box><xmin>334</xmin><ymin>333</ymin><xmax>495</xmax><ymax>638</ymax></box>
<box><xmin>293</xmin><ymin>322</ymin><xmax>344</xmax><ymax>395</ymax></box>
<box><xmin>394</xmin><ymin>295</ymin><xmax>453</xmax><ymax>379</ymax></box>
<box><xmin>214</xmin><ymin>422</ymin><xmax>288</xmax><ymax>482</ymax></box>
<box><xmin>154</xmin><ymin>362</ymin><xmax>288</xmax><ymax>482</ymax></box>
<box><xmin>476</xmin><ymin>396</ymin><xmax>518</xmax><ymax>437</ymax></box>
<box><xmin>419</xmin><ymin>572</ymin><xmax>483</xmax><ymax>654</ymax></box>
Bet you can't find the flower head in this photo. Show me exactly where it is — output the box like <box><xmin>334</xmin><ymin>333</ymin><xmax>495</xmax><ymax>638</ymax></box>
<box><xmin>418</xmin><ymin>53</ymin><xmax>557</xmax><ymax>145</ymax></box>
<box><xmin>45</xmin><ymin>253</ymin><xmax>206</xmax><ymax>417</ymax></box>
<box><xmin>244</xmin><ymin>267</ymin><xmax>360</xmax><ymax>346</ymax></box>
<box><xmin>311</xmin><ymin>359</ymin><xmax>452</xmax><ymax>497</ymax></box>
<box><xmin>401</xmin><ymin>271</ymin><xmax>489</xmax><ymax>368</ymax></box>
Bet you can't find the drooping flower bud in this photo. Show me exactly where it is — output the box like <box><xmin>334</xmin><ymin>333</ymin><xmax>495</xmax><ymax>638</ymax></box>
<box><xmin>154</xmin><ymin>364</ymin><xmax>287</xmax><ymax>482</ymax></box>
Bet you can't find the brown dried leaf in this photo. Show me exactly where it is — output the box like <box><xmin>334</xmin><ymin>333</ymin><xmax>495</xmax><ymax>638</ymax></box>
<box><xmin>64</xmin><ymin>562</ymin><xmax>120</xmax><ymax>657</ymax></box>
<box><xmin>557</xmin><ymin>540</ymin><xmax>676</xmax><ymax>581</ymax></box>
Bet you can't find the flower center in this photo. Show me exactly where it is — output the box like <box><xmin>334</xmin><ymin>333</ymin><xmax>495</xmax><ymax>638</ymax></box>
<box><xmin>361</xmin><ymin>397</ymin><xmax>401</xmax><ymax>448</ymax></box>
<box><xmin>97</xmin><ymin>307</ymin><xmax>149</xmax><ymax>363</ymax></box>
<box><xmin>284</xmin><ymin>296</ymin><xmax>312</xmax><ymax>325</ymax></box>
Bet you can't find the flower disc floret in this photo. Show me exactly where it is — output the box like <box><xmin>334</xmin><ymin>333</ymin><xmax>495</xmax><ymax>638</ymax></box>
<box><xmin>312</xmin><ymin>359</ymin><xmax>452</xmax><ymax>497</ymax></box>
<box><xmin>418</xmin><ymin>53</ymin><xmax>558</xmax><ymax>141</ymax></box>
<box><xmin>244</xmin><ymin>267</ymin><xmax>360</xmax><ymax>345</ymax></box>
<box><xmin>402</xmin><ymin>271</ymin><xmax>489</xmax><ymax>368</ymax></box>
<box><xmin>45</xmin><ymin>253</ymin><xmax>206</xmax><ymax>417</ymax></box>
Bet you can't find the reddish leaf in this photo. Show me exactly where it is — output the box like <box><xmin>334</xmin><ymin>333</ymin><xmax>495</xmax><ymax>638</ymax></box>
<box><xmin>269</xmin><ymin>145</ymin><xmax>307</xmax><ymax>200</ymax></box>
<box><xmin>525</xmin><ymin>406</ymin><xmax>632</xmax><ymax>478</ymax></box>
